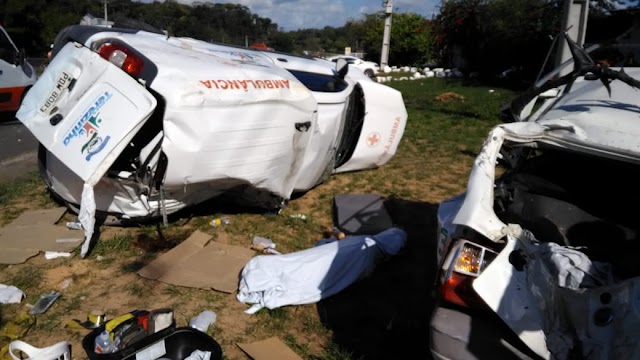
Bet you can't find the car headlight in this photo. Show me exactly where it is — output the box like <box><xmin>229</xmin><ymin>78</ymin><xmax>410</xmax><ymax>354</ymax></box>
<box><xmin>439</xmin><ymin>240</ymin><xmax>498</xmax><ymax>308</ymax></box>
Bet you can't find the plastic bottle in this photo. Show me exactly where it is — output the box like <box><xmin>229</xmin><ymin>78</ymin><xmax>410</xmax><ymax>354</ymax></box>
<box><xmin>94</xmin><ymin>330</ymin><xmax>115</xmax><ymax>354</ymax></box>
<box><xmin>189</xmin><ymin>310</ymin><xmax>217</xmax><ymax>333</ymax></box>
<box><xmin>211</xmin><ymin>217</ymin><xmax>230</xmax><ymax>227</ymax></box>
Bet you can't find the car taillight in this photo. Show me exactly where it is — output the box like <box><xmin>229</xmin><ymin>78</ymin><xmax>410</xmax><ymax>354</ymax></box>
<box><xmin>439</xmin><ymin>240</ymin><xmax>497</xmax><ymax>308</ymax></box>
<box><xmin>97</xmin><ymin>42</ymin><xmax>144</xmax><ymax>78</ymax></box>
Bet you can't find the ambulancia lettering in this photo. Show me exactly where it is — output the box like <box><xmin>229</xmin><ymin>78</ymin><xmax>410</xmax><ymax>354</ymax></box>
<box><xmin>199</xmin><ymin>79</ymin><xmax>290</xmax><ymax>91</ymax></box>
<box><xmin>376</xmin><ymin>116</ymin><xmax>403</xmax><ymax>163</ymax></box>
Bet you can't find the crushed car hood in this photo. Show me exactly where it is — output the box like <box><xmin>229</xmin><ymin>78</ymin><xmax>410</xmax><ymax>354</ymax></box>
<box><xmin>454</xmin><ymin>71</ymin><xmax>640</xmax><ymax>243</ymax></box>
<box><xmin>531</xmin><ymin>68</ymin><xmax>640</xmax><ymax>160</ymax></box>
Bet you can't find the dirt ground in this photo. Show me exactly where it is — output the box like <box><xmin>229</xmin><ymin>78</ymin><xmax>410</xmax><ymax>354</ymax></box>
<box><xmin>0</xmin><ymin>153</ymin><xmax>473</xmax><ymax>360</ymax></box>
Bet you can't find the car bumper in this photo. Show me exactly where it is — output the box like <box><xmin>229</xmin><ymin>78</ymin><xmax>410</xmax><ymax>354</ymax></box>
<box><xmin>429</xmin><ymin>305</ymin><xmax>541</xmax><ymax>360</ymax></box>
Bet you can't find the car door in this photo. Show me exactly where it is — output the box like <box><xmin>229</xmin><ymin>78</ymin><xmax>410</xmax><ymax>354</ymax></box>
<box><xmin>334</xmin><ymin>79</ymin><xmax>407</xmax><ymax>173</ymax></box>
<box><xmin>16</xmin><ymin>42</ymin><xmax>157</xmax><ymax>186</ymax></box>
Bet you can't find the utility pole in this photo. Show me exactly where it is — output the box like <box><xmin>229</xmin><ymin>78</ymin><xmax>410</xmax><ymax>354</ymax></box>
<box><xmin>104</xmin><ymin>0</ymin><xmax>108</xmax><ymax>24</ymax></box>
<box><xmin>556</xmin><ymin>0</ymin><xmax>589</xmax><ymax>74</ymax></box>
<box><xmin>380</xmin><ymin>0</ymin><xmax>393</xmax><ymax>69</ymax></box>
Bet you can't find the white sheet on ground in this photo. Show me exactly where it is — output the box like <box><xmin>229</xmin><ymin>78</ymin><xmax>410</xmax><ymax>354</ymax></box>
<box><xmin>0</xmin><ymin>284</ymin><xmax>24</xmax><ymax>304</ymax></box>
<box><xmin>236</xmin><ymin>227</ymin><xmax>407</xmax><ymax>314</ymax></box>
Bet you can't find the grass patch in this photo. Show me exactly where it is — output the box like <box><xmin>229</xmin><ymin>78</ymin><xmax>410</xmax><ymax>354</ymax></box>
<box><xmin>6</xmin><ymin>265</ymin><xmax>43</xmax><ymax>293</ymax></box>
<box><xmin>0</xmin><ymin>172</ymin><xmax>42</xmax><ymax>204</ymax></box>
<box><xmin>311</xmin><ymin>343</ymin><xmax>354</xmax><ymax>360</ymax></box>
<box><xmin>125</xmin><ymin>282</ymin><xmax>146</xmax><ymax>297</ymax></box>
<box><xmin>0</xmin><ymin>172</ymin><xmax>58</xmax><ymax>224</ymax></box>
<box><xmin>0</xmin><ymin>76</ymin><xmax>520</xmax><ymax>359</ymax></box>
<box><xmin>91</xmin><ymin>234</ymin><xmax>135</xmax><ymax>257</ymax></box>
<box><xmin>162</xmin><ymin>285</ymin><xmax>184</xmax><ymax>297</ymax></box>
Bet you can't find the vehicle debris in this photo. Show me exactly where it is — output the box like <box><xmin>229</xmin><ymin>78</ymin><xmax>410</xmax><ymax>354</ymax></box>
<box><xmin>29</xmin><ymin>291</ymin><xmax>60</xmax><ymax>315</ymax></box>
<box><xmin>430</xmin><ymin>31</ymin><xmax>640</xmax><ymax>360</ymax></box>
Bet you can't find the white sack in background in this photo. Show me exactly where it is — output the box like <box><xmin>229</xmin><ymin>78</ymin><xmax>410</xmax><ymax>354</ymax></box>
<box><xmin>237</xmin><ymin>227</ymin><xmax>407</xmax><ymax>314</ymax></box>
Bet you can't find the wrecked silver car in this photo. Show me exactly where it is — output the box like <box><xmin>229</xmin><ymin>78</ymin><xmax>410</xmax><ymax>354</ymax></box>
<box><xmin>15</xmin><ymin>25</ymin><xmax>407</xmax><ymax>256</ymax></box>
<box><xmin>430</xmin><ymin>34</ymin><xmax>640</xmax><ymax>359</ymax></box>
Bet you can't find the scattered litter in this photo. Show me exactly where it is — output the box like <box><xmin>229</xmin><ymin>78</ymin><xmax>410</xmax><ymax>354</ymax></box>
<box><xmin>44</xmin><ymin>251</ymin><xmax>72</xmax><ymax>260</ymax></box>
<box><xmin>321</xmin><ymin>227</ymin><xmax>345</xmax><ymax>241</ymax></box>
<box><xmin>65</xmin><ymin>311</ymin><xmax>107</xmax><ymax>330</ymax></box>
<box><xmin>210</xmin><ymin>217</ymin><xmax>230</xmax><ymax>227</ymax></box>
<box><xmin>251</xmin><ymin>236</ymin><xmax>282</xmax><ymax>255</ymax></box>
<box><xmin>8</xmin><ymin>340</ymin><xmax>70</xmax><ymax>360</ymax></box>
<box><xmin>61</xmin><ymin>278</ymin><xmax>73</xmax><ymax>289</ymax></box>
<box><xmin>237</xmin><ymin>227</ymin><xmax>407</xmax><ymax>313</ymax></box>
<box><xmin>289</xmin><ymin>214</ymin><xmax>307</xmax><ymax>220</ymax></box>
<box><xmin>237</xmin><ymin>337</ymin><xmax>302</xmax><ymax>360</ymax></box>
<box><xmin>65</xmin><ymin>221</ymin><xmax>83</xmax><ymax>230</ymax></box>
<box><xmin>96</xmin><ymin>255</ymin><xmax>105</xmax><ymax>261</ymax></box>
<box><xmin>0</xmin><ymin>313</ymin><xmax>36</xmax><ymax>346</ymax></box>
<box><xmin>0</xmin><ymin>284</ymin><xmax>25</xmax><ymax>304</ymax></box>
<box><xmin>489</xmin><ymin>89</ymin><xmax>495</xmax><ymax>93</ymax></box>
<box><xmin>94</xmin><ymin>329</ymin><xmax>116</xmax><ymax>354</ymax></box>
<box><xmin>264</xmin><ymin>248</ymin><xmax>281</xmax><ymax>255</ymax></box>
<box><xmin>29</xmin><ymin>291</ymin><xmax>61</xmax><ymax>315</ymax></box>
<box><xmin>189</xmin><ymin>310</ymin><xmax>217</xmax><ymax>333</ymax></box>
<box><xmin>79</xmin><ymin>308</ymin><xmax>224</xmax><ymax>360</ymax></box>
<box><xmin>185</xmin><ymin>349</ymin><xmax>212</xmax><ymax>360</ymax></box>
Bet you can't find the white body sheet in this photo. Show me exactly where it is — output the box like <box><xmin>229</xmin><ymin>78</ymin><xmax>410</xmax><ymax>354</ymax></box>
<box><xmin>237</xmin><ymin>227</ymin><xmax>407</xmax><ymax>313</ymax></box>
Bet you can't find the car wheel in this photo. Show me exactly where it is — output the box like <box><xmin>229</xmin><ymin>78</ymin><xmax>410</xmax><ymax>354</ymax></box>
<box><xmin>364</xmin><ymin>69</ymin><xmax>375</xmax><ymax>78</ymax></box>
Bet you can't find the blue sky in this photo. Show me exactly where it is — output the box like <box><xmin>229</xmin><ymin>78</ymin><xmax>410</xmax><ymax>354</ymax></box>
<box><xmin>170</xmin><ymin>0</ymin><xmax>441</xmax><ymax>31</ymax></box>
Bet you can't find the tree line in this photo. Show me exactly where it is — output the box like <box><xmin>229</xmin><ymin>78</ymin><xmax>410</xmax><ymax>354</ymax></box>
<box><xmin>0</xmin><ymin>0</ymin><xmax>432</xmax><ymax>66</ymax></box>
<box><xmin>434</xmin><ymin>1</ymin><xmax>633</xmax><ymax>81</ymax></box>
<box><xmin>1</xmin><ymin>0</ymin><xmax>638</xmax><ymax>82</ymax></box>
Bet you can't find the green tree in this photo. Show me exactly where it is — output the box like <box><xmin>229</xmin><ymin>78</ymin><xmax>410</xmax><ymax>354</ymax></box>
<box><xmin>431</xmin><ymin>0</ymin><xmax>640</xmax><ymax>81</ymax></box>
<box><xmin>432</xmin><ymin>0</ymin><xmax>562</xmax><ymax>80</ymax></box>
<box><xmin>360</xmin><ymin>12</ymin><xmax>433</xmax><ymax>66</ymax></box>
<box><xmin>268</xmin><ymin>31</ymin><xmax>295</xmax><ymax>52</ymax></box>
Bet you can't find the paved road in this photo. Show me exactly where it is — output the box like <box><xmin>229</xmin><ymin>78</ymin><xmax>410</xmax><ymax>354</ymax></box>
<box><xmin>0</xmin><ymin>114</ymin><xmax>39</xmax><ymax>184</ymax></box>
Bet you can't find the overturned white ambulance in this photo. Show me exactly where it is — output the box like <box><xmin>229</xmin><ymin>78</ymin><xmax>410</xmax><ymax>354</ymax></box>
<box><xmin>16</xmin><ymin>25</ymin><xmax>407</xmax><ymax>255</ymax></box>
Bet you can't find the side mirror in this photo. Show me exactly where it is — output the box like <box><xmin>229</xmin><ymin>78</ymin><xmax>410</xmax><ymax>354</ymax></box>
<box><xmin>336</xmin><ymin>58</ymin><xmax>348</xmax><ymax>79</ymax></box>
<box><xmin>17</xmin><ymin>48</ymin><xmax>26</xmax><ymax>65</ymax></box>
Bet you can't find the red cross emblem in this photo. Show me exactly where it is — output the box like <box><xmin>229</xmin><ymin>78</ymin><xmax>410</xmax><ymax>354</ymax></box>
<box><xmin>367</xmin><ymin>132</ymin><xmax>381</xmax><ymax>147</ymax></box>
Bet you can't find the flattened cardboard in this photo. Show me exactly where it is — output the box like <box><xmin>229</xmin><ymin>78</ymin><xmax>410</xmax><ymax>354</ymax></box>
<box><xmin>137</xmin><ymin>230</ymin><xmax>254</xmax><ymax>293</ymax></box>
<box><xmin>236</xmin><ymin>337</ymin><xmax>303</xmax><ymax>360</ymax></box>
<box><xmin>8</xmin><ymin>208</ymin><xmax>66</xmax><ymax>226</ymax></box>
<box><xmin>0</xmin><ymin>207</ymin><xmax>83</xmax><ymax>264</ymax></box>
<box><xmin>0</xmin><ymin>248</ymin><xmax>40</xmax><ymax>265</ymax></box>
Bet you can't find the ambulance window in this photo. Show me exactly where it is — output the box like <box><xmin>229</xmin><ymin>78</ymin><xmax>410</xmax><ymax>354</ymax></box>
<box><xmin>0</xmin><ymin>28</ymin><xmax>17</xmax><ymax>64</ymax></box>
